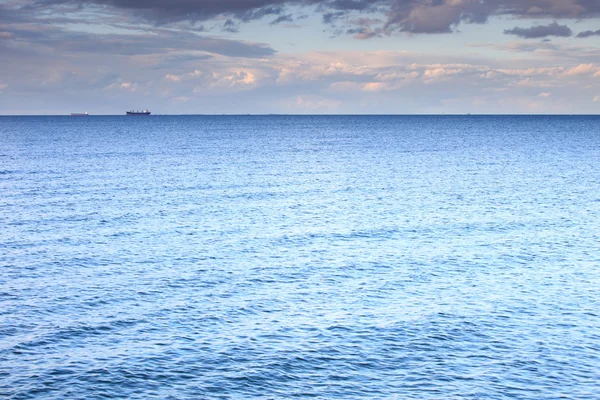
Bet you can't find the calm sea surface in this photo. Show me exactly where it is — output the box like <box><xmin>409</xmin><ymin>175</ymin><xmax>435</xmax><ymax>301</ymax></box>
<box><xmin>2</xmin><ymin>115</ymin><xmax>600</xmax><ymax>399</ymax></box>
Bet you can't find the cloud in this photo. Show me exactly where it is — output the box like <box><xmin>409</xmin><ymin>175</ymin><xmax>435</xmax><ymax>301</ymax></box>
<box><xmin>209</xmin><ymin>70</ymin><xmax>258</xmax><ymax>88</ymax></box>
<box><xmin>222</xmin><ymin>19</ymin><xmax>240</xmax><ymax>33</ymax></box>
<box><xmin>3</xmin><ymin>45</ymin><xmax>600</xmax><ymax>113</ymax></box>
<box><xmin>270</xmin><ymin>13</ymin><xmax>294</xmax><ymax>24</ymax></box>
<box><xmin>343</xmin><ymin>17</ymin><xmax>383</xmax><ymax>39</ymax></box>
<box><xmin>0</xmin><ymin>2</ymin><xmax>276</xmax><ymax>60</ymax></box>
<box><xmin>15</xmin><ymin>0</ymin><xmax>600</xmax><ymax>35</ymax></box>
<box><xmin>468</xmin><ymin>41</ymin><xmax>561</xmax><ymax>53</ymax></box>
<box><xmin>272</xmin><ymin>54</ymin><xmax>600</xmax><ymax>99</ymax></box>
<box><xmin>0</xmin><ymin>22</ymin><xmax>276</xmax><ymax>58</ymax></box>
<box><xmin>106</xmin><ymin>81</ymin><xmax>139</xmax><ymax>91</ymax></box>
<box><xmin>165</xmin><ymin>66</ymin><xmax>268</xmax><ymax>94</ymax></box>
<box><xmin>384</xmin><ymin>0</ymin><xmax>492</xmax><ymax>34</ymax></box>
<box><xmin>468</xmin><ymin>41</ymin><xmax>600</xmax><ymax>64</ymax></box>
<box><xmin>165</xmin><ymin>74</ymin><xmax>181</xmax><ymax>82</ymax></box>
<box><xmin>504</xmin><ymin>22</ymin><xmax>572</xmax><ymax>38</ymax></box>
<box><xmin>594</xmin><ymin>95</ymin><xmax>600</xmax><ymax>103</ymax></box>
<box><xmin>346</xmin><ymin>27</ymin><xmax>379</xmax><ymax>39</ymax></box>
<box><xmin>577</xmin><ymin>29</ymin><xmax>600</xmax><ymax>38</ymax></box>
<box><xmin>323</xmin><ymin>11</ymin><xmax>346</xmax><ymax>24</ymax></box>
<box><xmin>562</xmin><ymin>63</ymin><xmax>598</xmax><ymax>76</ymax></box>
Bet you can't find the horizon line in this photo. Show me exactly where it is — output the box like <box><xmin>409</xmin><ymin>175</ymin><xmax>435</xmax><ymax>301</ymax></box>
<box><xmin>1</xmin><ymin>113</ymin><xmax>598</xmax><ymax>117</ymax></box>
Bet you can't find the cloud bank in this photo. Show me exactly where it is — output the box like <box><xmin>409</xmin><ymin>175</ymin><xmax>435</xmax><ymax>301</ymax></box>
<box><xmin>504</xmin><ymin>22</ymin><xmax>573</xmax><ymax>39</ymax></box>
<box><xmin>577</xmin><ymin>29</ymin><xmax>600</xmax><ymax>38</ymax></box>
<box><xmin>23</xmin><ymin>0</ymin><xmax>600</xmax><ymax>34</ymax></box>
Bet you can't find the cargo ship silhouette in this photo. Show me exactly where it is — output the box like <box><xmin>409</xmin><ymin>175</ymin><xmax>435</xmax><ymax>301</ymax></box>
<box><xmin>126</xmin><ymin>110</ymin><xmax>151</xmax><ymax>115</ymax></box>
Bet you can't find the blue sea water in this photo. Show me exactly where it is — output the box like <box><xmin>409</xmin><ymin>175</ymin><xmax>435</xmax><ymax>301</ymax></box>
<box><xmin>1</xmin><ymin>115</ymin><xmax>600</xmax><ymax>399</ymax></box>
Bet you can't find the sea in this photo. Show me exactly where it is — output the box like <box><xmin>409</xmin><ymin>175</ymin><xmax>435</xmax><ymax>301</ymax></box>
<box><xmin>1</xmin><ymin>115</ymin><xmax>600</xmax><ymax>399</ymax></box>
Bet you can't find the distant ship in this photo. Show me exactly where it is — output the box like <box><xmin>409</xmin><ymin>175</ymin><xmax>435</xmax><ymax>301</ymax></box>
<box><xmin>70</xmin><ymin>112</ymin><xmax>89</xmax><ymax>116</ymax></box>
<box><xmin>126</xmin><ymin>110</ymin><xmax>151</xmax><ymax>115</ymax></box>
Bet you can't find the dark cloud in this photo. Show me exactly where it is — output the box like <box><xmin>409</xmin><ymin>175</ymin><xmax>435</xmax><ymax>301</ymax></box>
<box><xmin>343</xmin><ymin>17</ymin><xmax>381</xmax><ymax>38</ymax></box>
<box><xmin>327</xmin><ymin>0</ymin><xmax>374</xmax><ymax>11</ymax></box>
<box><xmin>383</xmin><ymin>0</ymin><xmax>492</xmax><ymax>34</ymax></box>
<box><xmin>345</xmin><ymin>27</ymin><xmax>377</xmax><ymax>39</ymax></box>
<box><xmin>322</xmin><ymin>11</ymin><xmax>346</xmax><ymax>23</ymax></box>
<box><xmin>498</xmin><ymin>0</ymin><xmax>600</xmax><ymax>18</ymax></box>
<box><xmin>0</xmin><ymin>2</ymin><xmax>277</xmax><ymax>60</ymax></box>
<box><xmin>504</xmin><ymin>22</ymin><xmax>573</xmax><ymax>39</ymax></box>
<box><xmin>238</xmin><ymin>5</ymin><xmax>285</xmax><ymax>21</ymax></box>
<box><xmin>270</xmin><ymin>13</ymin><xmax>293</xmax><ymax>24</ymax></box>
<box><xmin>2</xmin><ymin>23</ymin><xmax>275</xmax><ymax>57</ymax></box>
<box><xmin>577</xmin><ymin>29</ymin><xmax>600</xmax><ymax>38</ymax></box>
<box><xmin>12</xmin><ymin>0</ymin><xmax>600</xmax><ymax>35</ymax></box>
<box><xmin>381</xmin><ymin>0</ymin><xmax>600</xmax><ymax>34</ymax></box>
<box><xmin>32</xmin><ymin>0</ymin><xmax>292</xmax><ymax>23</ymax></box>
<box><xmin>223</xmin><ymin>19</ymin><xmax>240</xmax><ymax>32</ymax></box>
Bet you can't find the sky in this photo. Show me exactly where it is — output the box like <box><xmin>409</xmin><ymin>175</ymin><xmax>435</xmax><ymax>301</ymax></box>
<box><xmin>1</xmin><ymin>0</ymin><xmax>600</xmax><ymax>114</ymax></box>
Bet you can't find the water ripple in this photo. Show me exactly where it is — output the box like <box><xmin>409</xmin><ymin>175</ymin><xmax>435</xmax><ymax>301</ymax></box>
<box><xmin>2</xmin><ymin>115</ymin><xmax>600</xmax><ymax>398</ymax></box>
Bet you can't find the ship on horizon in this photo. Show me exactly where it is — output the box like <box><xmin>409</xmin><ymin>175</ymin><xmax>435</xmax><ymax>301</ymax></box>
<box><xmin>126</xmin><ymin>109</ymin><xmax>151</xmax><ymax>115</ymax></box>
<box><xmin>70</xmin><ymin>112</ymin><xmax>89</xmax><ymax>116</ymax></box>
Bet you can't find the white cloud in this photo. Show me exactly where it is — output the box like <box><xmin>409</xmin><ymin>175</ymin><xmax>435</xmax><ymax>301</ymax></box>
<box><xmin>363</xmin><ymin>82</ymin><xmax>391</xmax><ymax>92</ymax></box>
<box><xmin>594</xmin><ymin>96</ymin><xmax>600</xmax><ymax>103</ymax></box>
<box><xmin>5</xmin><ymin>40</ymin><xmax>600</xmax><ymax>114</ymax></box>
<box><xmin>97</xmin><ymin>50</ymin><xmax>600</xmax><ymax>114</ymax></box>
<box><xmin>208</xmin><ymin>69</ymin><xmax>258</xmax><ymax>89</ymax></box>
<box><xmin>422</xmin><ymin>66</ymin><xmax>466</xmax><ymax>84</ymax></box>
<box><xmin>106</xmin><ymin>82</ymin><xmax>139</xmax><ymax>91</ymax></box>
<box><xmin>165</xmin><ymin>74</ymin><xmax>181</xmax><ymax>82</ymax></box>
<box><xmin>164</xmin><ymin>69</ymin><xmax>204</xmax><ymax>83</ymax></box>
<box><xmin>563</xmin><ymin>64</ymin><xmax>598</xmax><ymax>76</ymax></box>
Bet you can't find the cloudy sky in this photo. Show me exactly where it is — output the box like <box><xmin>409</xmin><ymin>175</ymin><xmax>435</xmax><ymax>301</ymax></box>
<box><xmin>1</xmin><ymin>0</ymin><xmax>600</xmax><ymax>114</ymax></box>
